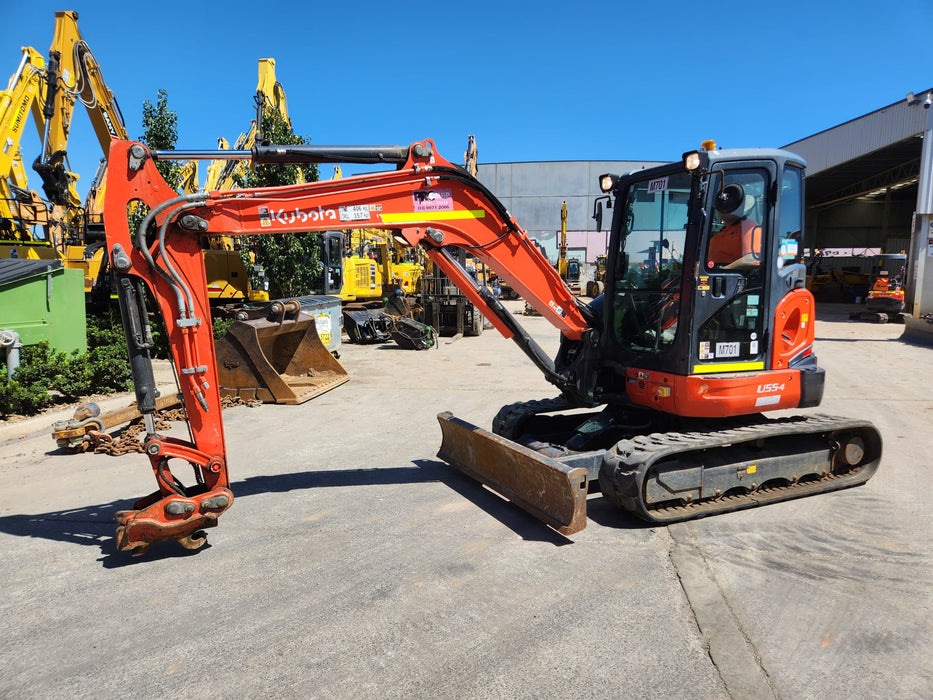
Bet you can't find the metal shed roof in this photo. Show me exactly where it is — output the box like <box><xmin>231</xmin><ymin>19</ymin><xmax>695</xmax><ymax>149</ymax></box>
<box><xmin>0</xmin><ymin>258</ymin><xmax>64</xmax><ymax>287</ymax></box>
<box><xmin>783</xmin><ymin>90</ymin><xmax>930</xmax><ymax>208</ymax></box>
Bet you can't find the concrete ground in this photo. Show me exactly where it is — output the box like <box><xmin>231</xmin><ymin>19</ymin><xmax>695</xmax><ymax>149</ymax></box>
<box><xmin>0</xmin><ymin>301</ymin><xmax>929</xmax><ymax>699</ymax></box>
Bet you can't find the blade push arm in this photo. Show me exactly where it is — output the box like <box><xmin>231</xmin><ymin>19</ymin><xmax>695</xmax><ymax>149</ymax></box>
<box><xmin>103</xmin><ymin>138</ymin><xmax>591</xmax><ymax>552</ymax></box>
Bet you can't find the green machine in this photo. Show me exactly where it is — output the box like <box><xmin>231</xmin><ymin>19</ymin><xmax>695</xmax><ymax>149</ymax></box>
<box><xmin>0</xmin><ymin>259</ymin><xmax>87</xmax><ymax>360</ymax></box>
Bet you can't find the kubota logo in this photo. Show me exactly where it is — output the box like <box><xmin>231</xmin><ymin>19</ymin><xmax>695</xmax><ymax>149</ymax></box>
<box><xmin>258</xmin><ymin>205</ymin><xmax>338</xmax><ymax>227</ymax></box>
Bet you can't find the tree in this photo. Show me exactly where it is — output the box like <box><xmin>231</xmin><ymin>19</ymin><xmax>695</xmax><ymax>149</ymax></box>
<box><xmin>127</xmin><ymin>89</ymin><xmax>183</xmax><ymax>239</ymax></box>
<box><xmin>236</xmin><ymin>109</ymin><xmax>323</xmax><ymax>299</ymax></box>
<box><xmin>139</xmin><ymin>89</ymin><xmax>183</xmax><ymax>190</ymax></box>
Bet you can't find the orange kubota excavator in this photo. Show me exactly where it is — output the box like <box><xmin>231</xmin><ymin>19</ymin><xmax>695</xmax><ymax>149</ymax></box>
<box><xmin>103</xmin><ymin>138</ymin><xmax>882</xmax><ymax>553</ymax></box>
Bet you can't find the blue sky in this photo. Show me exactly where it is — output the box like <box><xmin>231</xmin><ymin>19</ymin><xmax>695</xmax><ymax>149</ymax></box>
<box><xmin>4</xmin><ymin>1</ymin><xmax>932</xmax><ymax>199</ymax></box>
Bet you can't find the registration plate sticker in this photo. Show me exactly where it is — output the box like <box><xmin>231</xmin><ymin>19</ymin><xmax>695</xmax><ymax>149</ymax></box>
<box><xmin>339</xmin><ymin>205</ymin><xmax>371</xmax><ymax>222</ymax></box>
<box><xmin>715</xmin><ymin>342</ymin><xmax>741</xmax><ymax>358</ymax></box>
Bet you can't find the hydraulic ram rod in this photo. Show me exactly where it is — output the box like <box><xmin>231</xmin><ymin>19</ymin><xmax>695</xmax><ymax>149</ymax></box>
<box><xmin>151</xmin><ymin>143</ymin><xmax>429</xmax><ymax>164</ymax></box>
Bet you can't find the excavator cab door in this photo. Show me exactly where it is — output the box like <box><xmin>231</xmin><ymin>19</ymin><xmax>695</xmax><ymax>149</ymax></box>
<box><xmin>691</xmin><ymin>165</ymin><xmax>773</xmax><ymax>373</ymax></box>
<box><xmin>603</xmin><ymin>167</ymin><xmax>692</xmax><ymax>371</ymax></box>
<box><xmin>321</xmin><ymin>231</ymin><xmax>346</xmax><ymax>295</ymax></box>
<box><xmin>692</xmin><ymin>163</ymin><xmax>808</xmax><ymax>375</ymax></box>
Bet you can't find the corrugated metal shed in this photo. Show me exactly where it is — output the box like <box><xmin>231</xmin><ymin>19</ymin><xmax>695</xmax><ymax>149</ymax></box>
<box><xmin>783</xmin><ymin>90</ymin><xmax>931</xmax><ymax>212</ymax></box>
<box><xmin>476</xmin><ymin>159</ymin><xmax>666</xmax><ymax>260</ymax></box>
<box><xmin>784</xmin><ymin>96</ymin><xmax>929</xmax><ymax>175</ymax></box>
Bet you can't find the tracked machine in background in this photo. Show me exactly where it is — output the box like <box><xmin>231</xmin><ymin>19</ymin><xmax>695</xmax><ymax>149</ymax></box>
<box><xmin>103</xmin><ymin>138</ymin><xmax>881</xmax><ymax>553</ymax></box>
<box><xmin>850</xmin><ymin>253</ymin><xmax>907</xmax><ymax>323</ymax></box>
<box><xmin>556</xmin><ymin>200</ymin><xmax>581</xmax><ymax>294</ymax></box>
<box><xmin>0</xmin><ymin>10</ymin><xmax>125</xmax><ymax>299</ymax></box>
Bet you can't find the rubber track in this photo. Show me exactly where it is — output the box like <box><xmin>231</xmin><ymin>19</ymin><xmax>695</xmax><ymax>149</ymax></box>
<box><xmin>492</xmin><ymin>397</ymin><xmax>573</xmax><ymax>441</ymax></box>
<box><xmin>599</xmin><ymin>413</ymin><xmax>882</xmax><ymax>523</ymax></box>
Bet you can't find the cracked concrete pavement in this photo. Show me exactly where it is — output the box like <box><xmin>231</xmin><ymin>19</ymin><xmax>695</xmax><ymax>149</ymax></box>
<box><xmin>0</xmin><ymin>301</ymin><xmax>929</xmax><ymax>698</ymax></box>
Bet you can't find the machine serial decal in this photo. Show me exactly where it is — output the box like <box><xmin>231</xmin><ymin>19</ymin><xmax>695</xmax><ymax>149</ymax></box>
<box><xmin>413</xmin><ymin>189</ymin><xmax>454</xmax><ymax>212</ymax></box>
<box><xmin>258</xmin><ymin>205</ymin><xmax>339</xmax><ymax>227</ymax></box>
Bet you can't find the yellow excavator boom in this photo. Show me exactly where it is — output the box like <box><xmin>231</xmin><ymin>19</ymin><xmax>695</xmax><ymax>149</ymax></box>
<box><xmin>0</xmin><ymin>47</ymin><xmax>51</xmax><ymax>243</ymax></box>
<box><xmin>34</xmin><ymin>10</ymin><xmax>127</xmax><ymax>209</ymax></box>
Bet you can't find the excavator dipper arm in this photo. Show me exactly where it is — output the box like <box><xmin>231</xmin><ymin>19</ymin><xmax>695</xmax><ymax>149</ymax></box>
<box><xmin>103</xmin><ymin>139</ymin><xmax>593</xmax><ymax>551</ymax></box>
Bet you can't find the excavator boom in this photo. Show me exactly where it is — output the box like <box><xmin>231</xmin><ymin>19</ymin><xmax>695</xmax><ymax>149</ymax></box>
<box><xmin>104</xmin><ymin>139</ymin><xmax>591</xmax><ymax>552</ymax></box>
<box><xmin>0</xmin><ymin>47</ymin><xmax>49</xmax><ymax>242</ymax></box>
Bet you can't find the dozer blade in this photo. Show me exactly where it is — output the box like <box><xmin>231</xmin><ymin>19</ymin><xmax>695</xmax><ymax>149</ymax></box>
<box><xmin>216</xmin><ymin>303</ymin><xmax>349</xmax><ymax>405</ymax></box>
<box><xmin>436</xmin><ymin>412</ymin><xmax>588</xmax><ymax>536</ymax></box>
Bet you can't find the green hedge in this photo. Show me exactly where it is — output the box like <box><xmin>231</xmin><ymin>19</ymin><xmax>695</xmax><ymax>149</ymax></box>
<box><xmin>0</xmin><ymin>308</ymin><xmax>234</xmax><ymax>418</ymax></box>
<box><xmin>0</xmin><ymin>311</ymin><xmax>135</xmax><ymax>417</ymax></box>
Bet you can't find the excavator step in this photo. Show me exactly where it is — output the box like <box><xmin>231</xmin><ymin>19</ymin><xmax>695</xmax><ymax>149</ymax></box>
<box><xmin>436</xmin><ymin>412</ymin><xmax>589</xmax><ymax>535</ymax></box>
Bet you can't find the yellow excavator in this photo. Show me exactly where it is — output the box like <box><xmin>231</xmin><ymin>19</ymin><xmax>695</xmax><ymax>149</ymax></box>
<box><xmin>556</xmin><ymin>200</ymin><xmax>581</xmax><ymax>294</ymax></box>
<box><xmin>0</xmin><ymin>11</ymin><xmax>124</xmax><ymax>298</ymax></box>
<box><xmin>0</xmin><ymin>45</ymin><xmax>62</xmax><ymax>256</ymax></box>
<box><xmin>337</xmin><ymin>228</ymin><xmax>421</xmax><ymax>302</ymax></box>
<box><xmin>199</xmin><ymin>57</ymin><xmax>311</xmax><ymax>305</ymax></box>
<box><xmin>325</xmin><ymin>166</ymin><xmax>421</xmax><ymax>303</ymax></box>
<box><xmin>0</xmin><ymin>43</ymin><xmax>73</xmax><ymax>249</ymax></box>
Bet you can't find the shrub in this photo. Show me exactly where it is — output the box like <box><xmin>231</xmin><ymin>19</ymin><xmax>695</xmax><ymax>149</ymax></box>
<box><xmin>0</xmin><ymin>311</ymin><xmax>135</xmax><ymax>418</ymax></box>
<box><xmin>1</xmin><ymin>304</ymin><xmax>235</xmax><ymax>418</ymax></box>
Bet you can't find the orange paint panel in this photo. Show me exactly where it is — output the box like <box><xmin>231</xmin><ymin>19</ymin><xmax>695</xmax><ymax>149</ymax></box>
<box><xmin>625</xmin><ymin>368</ymin><xmax>802</xmax><ymax>418</ymax></box>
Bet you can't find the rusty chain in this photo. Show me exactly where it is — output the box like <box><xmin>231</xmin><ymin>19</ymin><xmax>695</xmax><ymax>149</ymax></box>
<box><xmin>73</xmin><ymin>396</ymin><xmax>261</xmax><ymax>456</ymax></box>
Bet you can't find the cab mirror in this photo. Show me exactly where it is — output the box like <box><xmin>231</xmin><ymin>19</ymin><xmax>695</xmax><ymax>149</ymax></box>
<box><xmin>593</xmin><ymin>195</ymin><xmax>611</xmax><ymax>232</ymax></box>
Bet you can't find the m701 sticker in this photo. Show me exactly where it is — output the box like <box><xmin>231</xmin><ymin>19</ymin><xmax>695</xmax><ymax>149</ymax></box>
<box><xmin>647</xmin><ymin>177</ymin><xmax>669</xmax><ymax>194</ymax></box>
<box><xmin>715</xmin><ymin>342</ymin><xmax>740</xmax><ymax>358</ymax></box>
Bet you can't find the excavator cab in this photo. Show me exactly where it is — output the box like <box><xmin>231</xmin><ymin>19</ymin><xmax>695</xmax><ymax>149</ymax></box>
<box><xmin>589</xmin><ymin>147</ymin><xmax>819</xmax><ymax>416</ymax></box>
